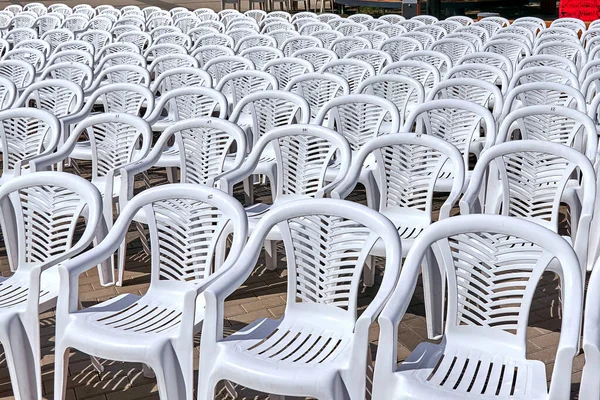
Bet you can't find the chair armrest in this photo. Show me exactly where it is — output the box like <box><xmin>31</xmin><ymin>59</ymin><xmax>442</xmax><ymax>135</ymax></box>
<box><xmin>29</xmin><ymin>142</ymin><xmax>76</xmax><ymax>171</ymax></box>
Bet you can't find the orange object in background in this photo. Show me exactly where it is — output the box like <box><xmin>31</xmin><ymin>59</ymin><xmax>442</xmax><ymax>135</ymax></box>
<box><xmin>559</xmin><ymin>0</ymin><xmax>598</xmax><ymax>21</ymax></box>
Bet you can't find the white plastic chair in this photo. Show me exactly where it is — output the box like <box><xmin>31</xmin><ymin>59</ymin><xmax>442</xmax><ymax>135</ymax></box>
<box><xmin>459</xmin><ymin>51</ymin><xmax>513</xmax><ymax>79</ymax></box>
<box><xmin>461</xmin><ymin>140</ymin><xmax>595</xmax><ymax>274</ymax></box>
<box><xmin>142</xmin><ymin>84</ymin><xmax>216</xmax><ymax>130</ymax></box>
<box><xmin>86</xmin><ymin>65</ymin><xmax>151</xmax><ymax>95</ymax></box>
<box><xmin>61</xmin><ymin>14</ymin><xmax>88</xmax><ymax>33</ymax></box>
<box><xmin>403</xmin><ymin>99</ymin><xmax>496</xmax><ymax>190</ymax></box>
<box><xmin>151</xmin><ymin>66</ymin><xmax>212</xmax><ymax>95</ymax></box>
<box><xmin>35</xmin><ymin>113</ymin><xmax>153</xmax><ymax>250</ymax></box>
<box><xmin>148</xmin><ymin>54</ymin><xmax>199</xmax><ymax>81</ymax></box>
<box><xmin>518</xmin><ymin>54</ymin><xmax>578</xmax><ymax>75</ymax></box>
<box><xmin>319</xmin><ymin>59</ymin><xmax>375</xmax><ymax>94</ymax></box>
<box><xmin>357</xmin><ymin>74</ymin><xmax>424</xmax><ymax>126</ymax></box>
<box><xmin>375</xmin><ymin>24</ymin><xmax>407</xmax><ymax>39</ymax></box>
<box><xmin>382</xmin><ymin>60</ymin><xmax>440</xmax><ymax>92</ymax></box>
<box><xmin>498</xmin><ymin>106</ymin><xmax>598</xmax><ymax>162</ymax></box>
<box><xmin>0</xmin><ymin>60</ymin><xmax>35</xmax><ymax>90</ymax></box>
<box><xmin>344</xmin><ymin>49</ymin><xmax>392</xmax><ymax>75</ymax></box>
<box><xmin>447</xmin><ymin>63</ymin><xmax>509</xmax><ymax>94</ymax></box>
<box><xmin>117</xmin><ymin>117</ymin><xmax>247</xmax><ymax>283</ymax></box>
<box><xmin>116</xmin><ymin>30</ymin><xmax>151</xmax><ymax>53</ymax></box>
<box><xmin>2</xmin><ymin>48</ymin><xmax>45</xmax><ymax>70</ymax></box>
<box><xmin>401</xmin><ymin>50</ymin><xmax>453</xmax><ymax>78</ymax></box>
<box><xmin>216</xmin><ymin>70</ymin><xmax>278</xmax><ymax>115</ymax></box>
<box><xmin>47</xmin><ymin>49</ymin><xmax>94</xmax><ymax>67</ymax></box>
<box><xmin>291</xmin><ymin>47</ymin><xmax>337</xmax><ymax>71</ymax></box>
<box><xmin>42</xmin><ymin>29</ymin><xmax>75</xmax><ymax>51</ymax></box>
<box><xmin>5</xmin><ymin>28</ymin><xmax>37</xmax><ymax>46</ymax></box>
<box><xmin>483</xmin><ymin>38</ymin><xmax>531</xmax><ymax>68</ymax></box>
<box><xmin>13</xmin><ymin>79</ymin><xmax>84</xmax><ymax>146</ymax></box>
<box><xmin>228</xmin><ymin>90</ymin><xmax>310</xmax><ymax>201</ymax></box>
<box><xmin>219</xmin><ymin>124</ymin><xmax>352</xmax><ymax>270</ymax></box>
<box><xmin>54</xmin><ymin>183</ymin><xmax>247</xmax><ymax>400</ymax></box>
<box><xmin>397</xmin><ymin>19</ymin><xmax>426</xmax><ymax>32</ymax></box>
<box><xmin>508</xmin><ymin>66</ymin><xmax>579</xmax><ymax>89</ymax></box>
<box><xmin>355</xmin><ymin>30</ymin><xmax>390</xmax><ymax>49</ymax></box>
<box><xmin>379</xmin><ymin>14</ymin><xmax>405</xmax><ymax>24</ymax></box>
<box><xmin>197</xmin><ymin>198</ymin><xmax>402</xmax><ymax>400</ymax></box>
<box><xmin>335</xmin><ymin>21</ymin><xmax>367</xmax><ymax>36</ymax></box>
<box><xmin>330</xmin><ymin>36</ymin><xmax>372</xmax><ymax>58</ymax></box>
<box><xmin>262</xmin><ymin>57</ymin><xmax>314</xmax><ymax>89</ymax></box>
<box><xmin>534</xmin><ymin>41</ymin><xmax>587</xmax><ymax>69</ymax></box>
<box><xmin>95</xmin><ymin>42</ymin><xmax>140</xmax><ymax>62</ymax></box>
<box><xmin>0</xmin><ymin>171</ymin><xmax>102</xmax><ymax>400</ymax></box>
<box><xmin>285</xmin><ymin>72</ymin><xmax>350</xmax><ymax>121</ymax></box>
<box><xmin>39</xmin><ymin>61</ymin><xmax>93</xmax><ymax>90</ymax></box>
<box><xmin>191</xmin><ymin>45</ymin><xmax>234</xmax><ymax>67</ymax></box>
<box><xmin>153</xmin><ymin>32</ymin><xmax>192</xmax><ymax>51</ymax></box>
<box><xmin>235</xmin><ymin>34</ymin><xmax>276</xmax><ymax>52</ymax></box>
<box><xmin>62</xmin><ymin>84</ymin><xmax>154</xmax><ymax>165</ymax></box>
<box><xmin>403</xmin><ymin>31</ymin><xmax>436</xmax><ymax>49</ymax></box>
<box><xmin>501</xmin><ymin>82</ymin><xmax>586</xmax><ymax>118</ymax></box>
<box><xmin>281</xmin><ymin>35</ymin><xmax>322</xmax><ymax>57</ymax></box>
<box><xmin>379</xmin><ymin>36</ymin><xmax>423</xmax><ymax>62</ymax></box>
<box><xmin>435</xmin><ymin>19</ymin><xmax>462</xmax><ymax>33</ymax></box>
<box><xmin>372</xmin><ymin>214</ymin><xmax>582</xmax><ymax>400</ymax></box>
<box><xmin>332</xmin><ymin>133</ymin><xmax>464</xmax><ymax>336</ymax></box>
<box><xmin>94</xmin><ymin>51</ymin><xmax>147</xmax><ymax>74</ymax></box>
<box><xmin>203</xmin><ymin>55</ymin><xmax>254</xmax><ymax>88</ymax></box>
<box><xmin>427</xmin><ymin>78</ymin><xmax>503</xmax><ymax>119</ymax></box>
<box><xmin>299</xmin><ymin>21</ymin><xmax>331</xmax><ymax>36</ymax></box>
<box><xmin>240</xmin><ymin>46</ymin><xmax>283</xmax><ymax>70</ymax></box>
<box><xmin>0</xmin><ymin>108</ymin><xmax>60</xmax><ymax>182</ymax></box>
<box><xmin>0</xmin><ymin>76</ymin><xmax>16</xmax><ymax>110</ymax></box>
<box><xmin>430</xmin><ymin>37</ymin><xmax>476</xmax><ymax>66</ymax></box>
<box><xmin>15</xmin><ymin>38</ymin><xmax>51</xmax><ymax>58</ymax></box>
<box><xmin>34</xmin><ymin>14</ymin><xmax>61</xmax><ymax>35</ymax></box>
<box><xmin>580</xmin><ymin>252</ymin><xmax>600</xmax><ymax>395</ymax></box>
<box><xmin>315</xmin><ymin>94</ymin><xmax>401</xmax><ymax>207</ymax></box>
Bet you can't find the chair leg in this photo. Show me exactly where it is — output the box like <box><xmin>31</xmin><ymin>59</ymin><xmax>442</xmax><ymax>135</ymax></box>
<box><xmin>364</xmin><ymin>255</ymin><xmax>376</xmax><ymax>287</ymax></box>
<box><xmin>265</xmin><ymin>240</ymin><xmax>278</xmax><ymax>270</ymax></box>
<box><xmin>153</xmin><ymin>345</ymin><xmax>190</xmax><ymax>400</ymax></box>
<box><xmin>94</xmin><ymin>218</ymin><xmax>115</xmax><ymax>286</ymax></box>
<box><xmin>243</xmin><ymin>176</ymin><xmax>254</xmax><ymax>206</ymax></box>
<box><xmin>422</xmin><ymin>247</ymin><xmax>445</xmax><ymax>340</ymax></box>
<box><xmin>0</xmin><ymin>199</ymin><xmax>18</xmax><ymax>272</ymax></box>
<box><xmin>166</xmin><ymin>167</ymin><xmax>177</xmax><ymax>183</ymax></box>
<box><xmin>54</xmin><ymin>345</ymin><xmax>71</xmax><ymax>400</ymax></box>
<box><xmin>196</xmin><ymin>370</ymin><xmax>219</xmax><ymax>400</ymax></box>
<box><xmin>4</xmin><ymin>319</ymin><xmax>41</xmax><ymax>400</ymax></box>
<box><xmin>117</xmin><ymin>235</ymin><xmax>127</xmax><ymax>287</ymax></box>
<box><xmin>361</xmin><ymin>170</ymin><xmax>380</xmax><ymax>210</ymax></box>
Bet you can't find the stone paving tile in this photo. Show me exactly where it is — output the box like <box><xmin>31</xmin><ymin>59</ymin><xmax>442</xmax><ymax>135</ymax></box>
<box><xmin>0</xmin><ymin>165</ymin><xmax>585</xmax><ymax>399</ymax></box>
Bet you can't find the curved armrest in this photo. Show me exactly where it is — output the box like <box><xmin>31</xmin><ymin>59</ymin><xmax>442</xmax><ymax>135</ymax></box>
<box><xmin>61</xmin><ymin>105</ymin><xmax>92</xmax><ymax>127</ymax></box>
<box><xmin>29</xmin><ymin>136</ymin><xmax>78</xmax><ymax>171</ymax></box>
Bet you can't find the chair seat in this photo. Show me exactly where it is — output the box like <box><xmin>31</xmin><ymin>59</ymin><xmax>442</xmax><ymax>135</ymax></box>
<box><xmin>213</xmin><ymin>312</ymin><xmax>354</xmax><ymax>397</ymax></box>
<box><xmin>60</xmin><ymin>291</ymin><xmax>205</xmax><ymax>362</ymax></box>
<box><xmin>392</xmin><ymin>341</ymin><xmax>548</xmax><ymax>399</ymax></box>
<box><xmin>0</xmin><ymin>268</ymin><xmax>60</xmax><ymax>312</ymax></box>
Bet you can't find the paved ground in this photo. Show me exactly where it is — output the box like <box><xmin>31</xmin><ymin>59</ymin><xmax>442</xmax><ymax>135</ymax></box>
<box><xmin>0</xmin><ymin>163</ymin><xmax>584</xmax><ymax>399</ymax></box>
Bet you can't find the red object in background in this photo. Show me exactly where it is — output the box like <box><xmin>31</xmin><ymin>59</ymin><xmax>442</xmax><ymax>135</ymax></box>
<box><xmin>559</xmin><ymin>0</ymin><xmax>597</xmax><ymax>21</ymax></box>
